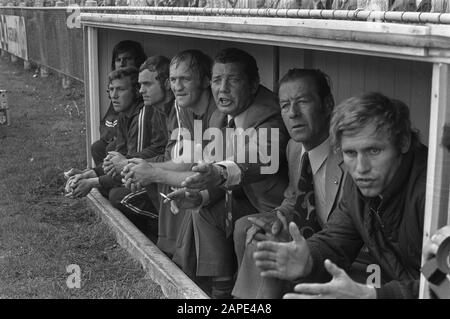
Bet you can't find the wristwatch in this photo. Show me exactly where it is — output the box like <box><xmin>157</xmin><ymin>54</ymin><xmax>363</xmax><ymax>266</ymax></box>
<box><xmin>215</xmin><ymin>164</ymin><xmax>228</xmax><ymax>186</ymax></box>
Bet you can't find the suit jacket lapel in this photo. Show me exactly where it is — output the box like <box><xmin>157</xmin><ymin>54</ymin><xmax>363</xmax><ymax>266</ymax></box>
<box><xmin>325</xmin><ymin>151</ymin><xmax>344</xmax><ymax>218</ymax></box>
<box><xmin>289</xmin><ymin>141</ymin><xmax>303</xmax><ymax>191</ymax></box>
<box><xmin>209</xmin><ymin>109</ymin><xmax>227</xmax><ymax>129</ymax></box>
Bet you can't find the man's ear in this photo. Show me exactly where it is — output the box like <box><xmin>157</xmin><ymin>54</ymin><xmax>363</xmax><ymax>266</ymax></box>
<box><xmin>250</xmin><ymin>78</ymin><xmax>260</xmax><ymax>95</ymax></box>
<box><xmin>164</xmin><ymin>78</ymin><xmax>171</xmax><ymax>91</ymax></box>
<box><xmin>201</xmin><ymin>76</ymin><xmax>210</xmax><ymax>90</ymax></box>
<box><xmin>400</xmin><ymin>134</ymin><xmax>411</xmax><ymax>154</ymax></box>
<box><xmin>323</xmin><ymin>95</ymin><xmax>334</xmax><ymax>118</ymax></box>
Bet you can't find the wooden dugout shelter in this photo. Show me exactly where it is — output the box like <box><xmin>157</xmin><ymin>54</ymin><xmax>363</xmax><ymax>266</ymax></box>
<box><xmin>78</xmin><ymin>6</ymin><xmax>450</xmax><ymax>299</ymax></box>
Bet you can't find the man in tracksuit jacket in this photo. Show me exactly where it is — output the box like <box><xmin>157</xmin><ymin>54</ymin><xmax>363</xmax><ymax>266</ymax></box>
<box><xmin>70</xmin><ymin>67</ymin><xmax>166</xmax><ymax>233</ymax></box>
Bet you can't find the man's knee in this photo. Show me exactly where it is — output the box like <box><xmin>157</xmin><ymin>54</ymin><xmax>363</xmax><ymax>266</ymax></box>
<box><xmin>234</xmin><ymin>216</ymin><xmax>253</xmax><ymax>246</ymax></box>
<box><xmin>234</xmin><ymin>215</ymin><xmax>255</xmax><ymax>266</ymax></box>
<box><xmin>91</xmin><ymin>139</ymin><xmax>107</xmax><ymax>166</ymax></box>
<box><xmin>105</xmin><ymin>140</ymin><xmax>116</xmax><ymax>153</ymax></box>
<box><xmin>108</xmin><ymin>187</ymin><xmax>130</xmax><ymax>209</ymax></box>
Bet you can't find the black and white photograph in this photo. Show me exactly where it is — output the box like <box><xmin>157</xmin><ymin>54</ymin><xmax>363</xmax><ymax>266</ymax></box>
<box><xmin>0</xmin><ymin>0</ymin><xmax>449</xmax><ymax>303</ymax></box>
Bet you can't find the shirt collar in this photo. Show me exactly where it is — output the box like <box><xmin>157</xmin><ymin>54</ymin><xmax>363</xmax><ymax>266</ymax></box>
<box><xmin>155</xmin><ymin>98</ymin><xmax>174</xmax><ymax>117</ymax></box>
<box><xmin>227</xmin><ymin>107</ymin><xmax>249</xmax><ymax>128</ymax></box>
<box><xmin>301</xmin><ymin>137</ymin><xmax>330</xmax><ymax>175</ymax></box>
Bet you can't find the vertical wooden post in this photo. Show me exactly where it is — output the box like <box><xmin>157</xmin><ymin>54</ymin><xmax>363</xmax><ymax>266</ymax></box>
<box><xmin>84</xmin><ymin>26</ymin><xmax>100</xmax><ymax>168</ymax></box>
<box><xmin>420</xmin><ymin>63</ymin><xmax>450</xmax><ymax>299</ymax></box>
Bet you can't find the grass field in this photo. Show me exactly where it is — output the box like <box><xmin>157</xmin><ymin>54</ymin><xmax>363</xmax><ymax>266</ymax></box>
<box><xmin>0</xmin><ymin>56</ymin><xmax>164</xmax><ymax>298</ymax></box>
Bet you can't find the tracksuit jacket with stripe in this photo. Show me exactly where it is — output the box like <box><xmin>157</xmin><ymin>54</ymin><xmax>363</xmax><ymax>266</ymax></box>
<box><xmin>115</xmin><ymin>99</ymin><xmax>167</xmax><ymax>159</ymax></box>
<box><xmin>94</xmin><ymin>99</ymin><xmax>167</xmax><ymax>189</ymax></box>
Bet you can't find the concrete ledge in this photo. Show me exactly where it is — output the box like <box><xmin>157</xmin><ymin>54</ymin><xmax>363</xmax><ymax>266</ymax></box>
<box><xmin>86</xmin><ymin>188</ymin><xmax>209</xmax><ymax>299</ymax></box>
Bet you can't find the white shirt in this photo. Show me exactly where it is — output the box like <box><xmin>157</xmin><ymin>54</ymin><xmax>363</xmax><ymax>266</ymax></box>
<box><xmin>214</xmin><ymin>112</ymin><xmax>251</xmax><ymax>187</ymax></box>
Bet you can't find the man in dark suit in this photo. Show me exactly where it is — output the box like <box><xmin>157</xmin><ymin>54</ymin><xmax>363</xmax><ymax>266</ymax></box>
<box><xmin>174</xmin><ymin>48</ymin><xmax>289</xmax><ymax>298</ymax></box>
<box><xmin>231</xmin><ymin>68</ymin><xmax>345</xmax><ymax>298</ymax></box>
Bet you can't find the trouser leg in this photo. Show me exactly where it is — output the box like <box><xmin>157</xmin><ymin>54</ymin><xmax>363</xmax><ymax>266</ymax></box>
<box><xmin>193</xmin><ymin>196</ymin><xmax>257</xmax><ymax>277</ymax></box>
<box><xmin>108</xmin><ymin>186</ymin><xmax>157</xmax><ymax>239</ymax></box>
<box><xmin>232</xmin><ymin>213</ymin><xmax>289</xmax><ymax>299</ymax></box>
<box><xmin>91</xmin><ymin>139</ymin><xmax>108</xmax><ymax>167</ymax></box>
<box><xmin>191</xmin><ymin>197</ymin><xmax>258</xmax><ymax>298</ymax></box>
<box><xmin>232</xmin><ymin>241</ymin><xmax>287</xmax><ymax>299</ymax></box>
<box><xmin>192</xmin><ymin>206</ymin><xmax>235</xmax><ymax>277</ymax></box>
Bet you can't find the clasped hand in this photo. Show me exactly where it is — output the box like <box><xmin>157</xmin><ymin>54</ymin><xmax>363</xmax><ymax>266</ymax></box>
<box><xmin>246</xmin><ymin>211</ymin><xmax>291</xmax><ymax>245</ymax></box>
<box><xmin>121</xmin><ymin>158</ymin><xmax>157</xmax><ymax>193</ymax></box>
<box><xmin>182</xmin><ymin>161</ymin><xmax>222</xmax><ymax>192</ymax></box>
<box><xmin>103</xmin><ymin>151</ymin><xmax>127</xmax><ymax>177</ymax></box>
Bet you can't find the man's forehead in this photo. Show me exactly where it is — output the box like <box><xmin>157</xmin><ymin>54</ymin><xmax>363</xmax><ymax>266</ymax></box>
<box><xmin>109</xmin><ymin>77</ymin><xmax>132</xmax><ymax>87</ymax></box>
<box><xmin>212</xmin><ymin>62</ymin><xmax>245</xmax><ymax>75</ymax></box>
<box><xmin>139</xmin><ymin>69</ymin><xmax>157</xmax><ymax>81</ymax></box>
<box><xmin>171</xmin><ymin>57</ymin><xmax>194</xmax><ymax>71</ymax></box>
<box><xmin>279</xmin><ymin>78</ymin><xmax>319</xmax><ymax>98</ymax></box>
<box><xmin>282</xmin><ymin>76</ymin><xmax>316</xmax><ymax>89</ymax></box>
<box><xmin>117</xmin><ymin>51</ymin><xmax>134</xmax><ymax>58</ymax></box>
<box><xmin>341</xmin><ymin>123</ymin><xmax>393</xmax><ymax>147</ymax></box>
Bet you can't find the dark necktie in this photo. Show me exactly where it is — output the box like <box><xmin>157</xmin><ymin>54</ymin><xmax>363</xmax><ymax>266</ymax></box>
<box><xmin>294</xmin><ymin>152</ymin><xmax>321</xmax><ymax>239</ymax></box>
<box><xmin>227</xmin><ymin>118</ymin><xmax>235</xmax><ymax>129</ymax></box>
<box><xmin>224</xmin><ymin>118</ymin><xmax>235</xmax><ymax>238</ymax></box>
<box><xmin>193</xmin><ymin>113</ymin><xmax>203</xmax><ymax>121</ymax></box>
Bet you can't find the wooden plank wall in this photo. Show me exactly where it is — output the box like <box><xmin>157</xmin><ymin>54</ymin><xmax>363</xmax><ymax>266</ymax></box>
<box><xmin>97</xmin><ymin>29</ymin><xmax>432</xmax><ymax>144</ymax></box>
<box><xmin>280</xmin><ymin>47</ymin><xmax>432</xmax><ymax>143</ymax></box>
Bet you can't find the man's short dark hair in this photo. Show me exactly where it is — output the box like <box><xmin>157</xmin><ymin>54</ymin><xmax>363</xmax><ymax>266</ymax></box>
<box><xmin>111</xmin><ymin>40</ymin><xmax>147</xmax><ymax>71</ymax></box>
<box><xmin>140</xmin><ymin>55</ymin><xmax>171</xmax><ymax>89</ymax></box>
<box><xmin>330</xmin><ymin>92</ymin><xmax>419</xmax><ymax>152</ymax></box>
<box><xmin>170</xmin><ymin>49</ymin><xmax>212</xmax><ymax>83</ymax></box>
<box><xmin>213</xmin><ymin>48</ymin><xmax>260</xmax><ymax>85</ymax></box>
<box><xmin>108</xmin><ymin>66</ymin><xmax>139</xmax><ymax>91</ymax></box>
<box><xmin>278</xmin><ymin>68</ymin><xmax>334</xmax><ymax>106</ymax></box>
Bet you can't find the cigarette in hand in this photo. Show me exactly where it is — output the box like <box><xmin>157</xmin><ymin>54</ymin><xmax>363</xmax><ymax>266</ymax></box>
<box><xmin>159</xmin><ymin>192</ymin><xmax>172</xmax><ymax>202</ymax></box>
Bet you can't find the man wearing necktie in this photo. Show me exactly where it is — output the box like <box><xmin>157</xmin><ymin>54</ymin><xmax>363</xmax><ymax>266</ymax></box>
<box><xmin>231</xmin><ymin>68</ymin><xmax>345</xmax><ymax>298</ymax></box>
<box><xmin>255</xmin><ymin>92</ymin><xmax>427</xmax><ymax>299</ymax></box>
<box><xmin>179</xmin><ymin>48</ymin><xmax>289</xmax><ymax>298</ymax></box>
